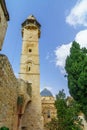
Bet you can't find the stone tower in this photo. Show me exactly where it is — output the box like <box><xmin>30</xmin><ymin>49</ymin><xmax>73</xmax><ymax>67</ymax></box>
<box><xmin>19</xmin><ymin>15</ymin><xmax>43</xmax><ymax>130</ymax></box>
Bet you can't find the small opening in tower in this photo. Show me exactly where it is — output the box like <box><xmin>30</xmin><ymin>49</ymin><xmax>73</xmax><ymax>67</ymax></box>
<box><xmin>29</xmin><ymin>49</ymin><xmax>32</xmax><ymax>52</ymax></box>
<box><xmin>0</xmin><ymin>15</ymin><xmax>1</xmax><ymax>22</ymax></box>
<box><xmin>47</xmin><ymin>110</ymin><xmax>51</xmax><ymax>118</ymax></box>
<box><xmin>28</xmin><ymin>67</ymin><xmax>31</xmax><ymax>71</ymax></box>
<box><xmin>21</xmin><ymin>126</ymin><xmax>27</xmax><ymax>130</ymax></box>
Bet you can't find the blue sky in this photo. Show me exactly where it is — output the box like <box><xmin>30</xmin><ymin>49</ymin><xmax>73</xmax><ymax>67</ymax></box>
<box><xmin>1</xmin><ymin>0</ymin><xmax>87</xmax><ymax>96</ymax></box>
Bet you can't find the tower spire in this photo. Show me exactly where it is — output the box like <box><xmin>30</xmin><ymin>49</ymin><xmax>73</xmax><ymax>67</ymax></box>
<box><xmin>21</xmin><ymin>15</ymin><xmax>41</xmax><ymax>38</ymax></box>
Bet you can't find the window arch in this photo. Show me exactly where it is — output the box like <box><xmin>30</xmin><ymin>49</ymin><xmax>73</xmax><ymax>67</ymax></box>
<box><xmin>27</xmin><ymin>61</ymin><xmax>32</xmax><ymax>72</ymax></box>
<box><xmin>47</xmin><ymin>110</ymin><xmax>51</xmax><ymax>118</ymax></box>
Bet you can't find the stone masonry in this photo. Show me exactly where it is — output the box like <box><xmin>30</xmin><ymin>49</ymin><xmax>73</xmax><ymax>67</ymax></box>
<box><xmin>0</xmin><ymin>54</ymin><xmax>32</xmax><ymax>130</ymax></box>
<box><xmin>0</xmin><ymin>54</ymin><xmax>18</xmax><ymax>130</ymax></box>
<box><xmin>19</xmin><ymin>15</ymin><xmax>43</xmax><ymax>130</ymax></box>
<box><xmin>0</xmin><ymin>0</ymin><xmax>9</xmax><ymax>50</ymax></box>
<box><xmin>0</xmin><ymin>1</ymin><xmax>87</xmax><ymax>130</ymax></box>
<box><xmin>41</xmin><ymin>89</ymin><xmax>57</xmax><ymax>130</ymax></box>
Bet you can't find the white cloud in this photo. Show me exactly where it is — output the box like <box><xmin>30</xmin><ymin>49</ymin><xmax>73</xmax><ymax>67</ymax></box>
<box><xmin>55</xmin><ymin>29</ymin><xmax>87</xmax><ymax>73</ymax></box>
<box><xmin>55</xmin><ymin>43</ymin><xmax>72</xmax><ymax>73</ymax></box>
<box><xmin>66</xmin><ymin>0</ymin><xmax>87</xmax><ymax>27</ymax></box>
<box><xmin>46</xmin><ymin>52</ymin><xmax>55</xmax><ymax>63</ymax></box>
<box><xmin>75</xmin><ymin>29</ymin><xmax>87</xmax><ymax>47</ymax></box>
<box><xmin>55</xmin><ymin>43</ymin><xmax>72</xmax><ymax>67</ymax></box>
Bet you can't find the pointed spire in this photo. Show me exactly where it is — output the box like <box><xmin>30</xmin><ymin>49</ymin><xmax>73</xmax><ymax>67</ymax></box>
<box><xmin>27</xmin><ymin>15</ymin><xmax>36</xmax><ymax>20</ymax></box>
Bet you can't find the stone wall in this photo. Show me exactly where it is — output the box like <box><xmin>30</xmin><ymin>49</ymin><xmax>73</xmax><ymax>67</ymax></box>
<box><xmin>17</xmin><ymin>79</ymin><xmax>32</xmax><ymax>114</ymax></box>
<box><xmin>41</xmin><ymin>96</ymin><xmax>57</xmax><ymax>129</ymax></box>
<box><xmin>0</xmin><ymin>54</ymin><xmax>18</xmax><ymax>130</ymax></box>
<box><xmin>0</xmin><ymin>1</ymin><xmax>9</xmax><ymax>50</ymax></box>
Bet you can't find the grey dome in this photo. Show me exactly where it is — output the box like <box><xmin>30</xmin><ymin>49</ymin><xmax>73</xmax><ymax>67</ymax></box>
<box><xmin>40</xmin><ymin>88</ymin><xmax>53</xmax><ymax>97</ymax></box>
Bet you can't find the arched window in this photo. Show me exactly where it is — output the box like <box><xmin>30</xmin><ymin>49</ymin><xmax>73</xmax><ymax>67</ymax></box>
<box><xmin>28</xmin><ymin>67</ymin><xmax>31</xmax><ymax>71</ymax></box>
<box><xmin>47</xmin><ymin>110</ymin><xmax>50</xmax><ymax>118</ymax></box>
<box><xmin>27</xmin><ymin>61</ymin><xmax>32</xmax><ymax>72</ymax></box>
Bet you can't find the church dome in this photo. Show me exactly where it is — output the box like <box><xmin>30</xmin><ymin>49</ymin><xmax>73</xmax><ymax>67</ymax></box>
<box><xmin>40</xmin><ymin>88</ymin><xmax>53</xmax><ymax>97</ymax></box>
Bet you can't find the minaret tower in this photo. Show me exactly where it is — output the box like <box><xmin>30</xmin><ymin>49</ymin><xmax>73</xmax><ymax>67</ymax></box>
<box><xmin>19</xmin><ymin>15</ymin><xmax>43</xmax><ymax>130</ymax></box>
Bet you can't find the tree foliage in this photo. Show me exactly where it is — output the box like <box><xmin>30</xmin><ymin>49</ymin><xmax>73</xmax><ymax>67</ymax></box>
<box><xmin>45</xmin><ymin>118</ymin><xmax>58</xmax><ymax>130</ymax></box>
<box><xmin>45</xmin><ymin>89</ymin><xmax>82</xmax><ymax>130</ymax></box>
<box><xmin>0</xmin><ymin>127</ymin><xmax>9</xmax><ymax>130</ymax></box>
<box><xmin>65</xmin><ymin>41</ymin><xmax>87</xmax><ymax>118</ymax></box>
<box><xmin>55</xmin><ymin>89</ymin><xmax>82</xmax><ymax>130</ymax></box>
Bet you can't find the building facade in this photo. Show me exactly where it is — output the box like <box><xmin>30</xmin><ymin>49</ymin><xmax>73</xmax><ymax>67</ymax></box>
<box><xmin>0</xmin><ymin>1</ymin><xmax>87</xmax><ymax>130</ymax></box>
<box><xmin>41</xmin><ymin>88</ymin><xmax>56</xmax><ymax>130</ymax></box>
<box><xmin>0</xmin><ymin>0</ymin><xmax>9</xmax><ymax>50</ymax></box>
<box><xmin>0</xmin><ymin>1</ymin><xmax>43</xmax><ymax>129</ymax></box>
<box><xmin>0</xmin><ymin>14</ymin><xmax>43</xmax><ymax>130</ymax></box>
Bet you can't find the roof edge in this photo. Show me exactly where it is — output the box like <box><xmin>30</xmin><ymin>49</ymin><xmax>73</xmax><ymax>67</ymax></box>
<box><xmin>0</xmin><ymin>0</ymin><xmax>9</xmax><ymax>21</ymax></box>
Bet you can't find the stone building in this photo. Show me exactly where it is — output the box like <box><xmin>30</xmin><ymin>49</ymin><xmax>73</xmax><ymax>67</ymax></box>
<box><xmin>1</xmin><ymin>1</ymin><xmax>87</xmax><ymax>130</ymax></box>
<box><xmin>19</xmin><ymin>15</ymin><xmax>43</xmax><ymax>130</ymax></box>
<box><xmin>0</xmin><ymin>1</ymin><xmax>56</xmax><ymax>129</ymax></box>
<box><xmin>0</xmin><ymin>0</ymin><xmax>43</xmax><ymax>129</ymax></box>
<box><xmin>0</xmin><ymin>1</ymin><xmax>16</xmax><ymax>129</ymax></box>
<box><xmin>0</xmin><ymin>55</ymin><xmax>18</xmax><ymax>130</ymax></box>
<box><xmin>40</xmin><ymin>88</ymin><xmax>56</xmax><ymax>130</ymax></box>
<box><xmin>0</xmin><ymin>0</ymin><xmax>9</xmax><ymax>50</ymax></box>
<box><xmin>0</xmin><ymin>14</ymin><xmax>43</xmax><ymax>130</ymax></box>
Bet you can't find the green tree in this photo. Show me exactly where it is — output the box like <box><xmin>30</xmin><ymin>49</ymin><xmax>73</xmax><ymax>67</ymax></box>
<box><xmin>55</xmin><ymin>89</ymin><xmax>82</xmax><ymax>130</ymax></box>
<box><xmin>45</xmin><ymin>89</ymin><xmax>82</xmax><ymax>130</ymax></box>
<box><xmin>0</xmin><ymin>126</ymin><xmax>9</xmax><ymax>130</ymax></box>
<box><xmin>65</xmin><ymin>41</ymin><xmax>87</xmax><ymax>118</ymax></box>
<box><xmin>45</xmin><ymin>118</ymin><xmax>58</xmax><ymax>130</ymax></box>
